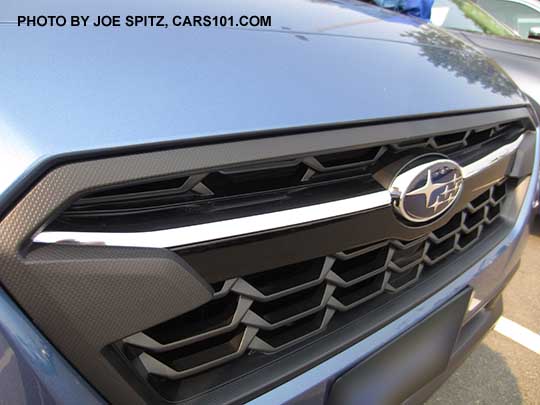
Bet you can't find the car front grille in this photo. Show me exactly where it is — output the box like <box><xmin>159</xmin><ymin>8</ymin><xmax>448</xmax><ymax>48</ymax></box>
<box><xmin>5</xmin><ymin>108</ymin><xmax>533</xmax><ymax>405</ymax></box>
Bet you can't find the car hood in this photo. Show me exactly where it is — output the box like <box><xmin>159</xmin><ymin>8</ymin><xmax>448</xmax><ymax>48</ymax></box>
<box><xmin>452</xmin><ymin>30</ymin><xmax>540</xmax><ymax>113</ymax></box>
<box><xmin>0</xmin><ymin>0</ymin><xmax>527</xmax><ymax>202</ymax></box>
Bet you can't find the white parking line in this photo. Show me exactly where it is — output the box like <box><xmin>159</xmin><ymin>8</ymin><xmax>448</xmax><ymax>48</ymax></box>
<box><xmin>494</xmin><ymin>316</ymin><xmax>540</xmax><ymax>355</ymax></box>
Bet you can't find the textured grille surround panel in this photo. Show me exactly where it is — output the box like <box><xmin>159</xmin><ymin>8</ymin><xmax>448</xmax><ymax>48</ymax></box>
<box><xmin>121</xmin><ymin>180</ymin><xmax>509</xmax><ymax>382</ymax></box>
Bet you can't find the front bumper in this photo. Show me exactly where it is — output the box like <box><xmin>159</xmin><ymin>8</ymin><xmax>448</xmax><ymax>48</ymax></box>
<box><xmin>249</xmin><ymin>128</ymin><xmax>539</xmax><ymax>405</ymax></box>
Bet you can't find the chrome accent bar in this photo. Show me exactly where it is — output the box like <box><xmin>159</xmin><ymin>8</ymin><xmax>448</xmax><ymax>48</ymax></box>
<box><xmin>32</xmin><ymin>134</ymin><xmax>525</xmax><ymax>249</ymax></box>
<box><xmin>462</xmin><ymin>134</ymin><xmax>523</xmax><ymax>177</ymax></box>
<box><xmin>33</xmin><ymin>191</ymin><xmax>391</xmax><ymax>248</ymax></box>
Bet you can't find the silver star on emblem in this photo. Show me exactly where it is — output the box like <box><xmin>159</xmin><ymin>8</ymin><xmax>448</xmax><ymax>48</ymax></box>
<box><xmin>406</xmin><ymin>169</ymin><xmax>443</xmax><ymax>209</ymax></box>
<box><xmin>407</xmin><ymin>170</ymin><xmax>462</xmax><ymax>213</ymax></box>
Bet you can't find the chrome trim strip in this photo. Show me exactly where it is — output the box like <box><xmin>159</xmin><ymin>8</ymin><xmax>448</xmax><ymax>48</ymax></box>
<box><xmin>33</xmin><ymin>191</ymin><xmax>391</xmax><ymax>248</ymax></box>
<box><xmin>32</xmin><ymin>134</ymin><xmax>525</xmax><ymax>249</ymax></box>
<box><xmin>462</xmin><ymin>134</ymin><xmax>523</xmax><ymax>178</ymax></box>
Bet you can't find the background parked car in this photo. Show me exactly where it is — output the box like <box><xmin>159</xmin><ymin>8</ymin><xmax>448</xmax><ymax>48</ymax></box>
<box><xmin>430</xmin><ymin>0</ymin><xmax>540</xmax><ymax>110</ymax></box>
<box><xmin>474</xmin><ymin>0</ymin><xmax>540</xmax><ymax>39</ymax></box>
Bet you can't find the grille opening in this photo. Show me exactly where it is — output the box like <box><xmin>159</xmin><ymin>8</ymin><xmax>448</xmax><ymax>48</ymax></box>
<box><xmin>467</xmin><ymin>128</ymin><xmax>494</xmax><ymax>145</ymax></box>
<box><xmin>387</xmin><ymin>266</ymin><xmax>420</xmax><ymax>289</ymax></box>
<box><xmin>65</xmin><ymin>176</ymin><xmax>203</xmax><ymax>218</ymax></box>
<box><xmin>342</xmin><ymin>241</ymin><xmax>383</xmax><ymax>256</ymax></box>
<box><xmin>315</xmin><ymin>146</ymin><xmax>383</xmax><ymax>168</ymax></box>
<box><xmin>464</xmin><ymin>209</ymin><xmax>485</xmax><ymax>230</ymax></box>
<box><xmin>470</xmin><ymin>190</ymin><xmax>490</xmax><ymax>210</ymax></box>
<box><xmin>145</xmin><ymin>295</ymin><xmax>238</xmax><ymax>344</ymax></box>
<box><xmin>492</xmin><ymin>182</ymin><xmax>507</xmax><ymax>203</ymax></box>
<box><xmin>392</xmin><ymin>137</ymin><xmax>430</xmax><ymax>150</ymax></box>
<box><xmin>333</xmin><ymin>273</ymin><xmax>386</xmax><ymax>306</ymax></box>
<box><xmin>250</xmin><ymin>285</ymin><xmax>326</xmax><ymax>324</ymax></box>
<box><xmin>67</xmin><ymin>189</ymin><xmax>204</xmax><ymax>217</ymax></box>
<box><xmin>458</xmin><ymin>228</ymin><xmax>481</xmax><ymax>249</ymax></box>
<box><xmin>499</xmin><ymin>122</ymin><xmax>520</xmax><ymax>131</ymax></box>
<box><xmin>48</xmin><ymin>171</ymin><xmax>383</xmax><ymax>233</ymax></box>
<box><xmin>427</xmin><ymin>237</ymin><xmax>456</xmax><ymax>262</ymax></box>
<box><xmin>79</xmin><ymin>176</ymin><xmax>191</xmax><ymax>201</ymax></box>
<box><xmin>255</xmin><ymin>311</ymin><xmax>326</xmax><ymax>348</ymax></box>
<box><xmin>203</xmin><ymin>164</ymin><xmax>309</xmax><ymax>196</ymax></box>
<box><xmin>332</xmin><ymin>247</ymin><xmax>388</xmax><ymax>281</ymax></box>
<box><xmin>391</xmin><ymin>242</ymin><xmax>425</xmax><ymax>268</ymax></box>
<box><xmin>433</xmin><ymin>131</ymin><xmax>467</xmax><ymax>146</ymax></box>
<box><xmin>309</xmin><ymin>168</ymin><xmax>376</xmax><ymax>184</ymax></box>
<box><xmin>144</xmin><ymin>295</ymin><xmax>239</xmax><ymax>345</ymax></box>
<box><xmin>211</xmin><ymin>281</ymin><xmax>226</xmax><ymax>294</ymax></box>
<box><xmin>487</xmin><ymin>205</ymin><xmax>501</xmax><ymax>221</ymax></box>
<box><xmin>149</xmin><ymin>327</ymin><xmax>245</xmax><ymax>372</ymax></box>
<box><xmin>242</xmin><ymin>258</ymin><xmax>325</xmax><ymax>296</ymax></box>
<box><xmin>496</xmin><ymin>122</ymin><xmax>526</xmax><ymax>140</ymax></box>
<box><xmin>432</xmin><ymin>213</ymin><xmax>462</xmax><ymax>240</ymax></box>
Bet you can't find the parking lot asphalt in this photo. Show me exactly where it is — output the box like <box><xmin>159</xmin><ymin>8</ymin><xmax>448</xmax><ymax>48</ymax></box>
<box><xmin>427</xmin><ymin>217</ymin><xmax>540</xmax><ymax>404</ymax></box>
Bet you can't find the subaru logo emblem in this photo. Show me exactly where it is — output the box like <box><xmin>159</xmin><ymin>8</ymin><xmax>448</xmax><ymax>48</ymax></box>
<box><xmin>391</xmin><ymin>159</ymin><xmax>463</xmax><ymax>223</ymax></box>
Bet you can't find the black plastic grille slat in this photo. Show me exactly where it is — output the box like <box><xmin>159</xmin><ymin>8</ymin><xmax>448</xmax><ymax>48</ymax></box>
<box><xmin>432</xmin><ymin>131</ymin><xmax>467</xmax><ymax>146</ymax></box>
<box><xmin>331</xmin><ymin>246</ymin><xmax>389</xmax><ymax>282</ymax></box>
<box><xmin>242</xmin><ymin>258</ymin><xmax>325</xmax><ymax>296</ymax></box>
<box><xmin>149</xmin><ymin>328</ymin><xmax>245</xmax><ymax>372</ymax></box>
<box><xmin>70</xmin><ymin>190</ymin><xmax>205</xmax><ymax>216</ymax></box>
<box><xmin>257</xmin><ymin>311</ymin><xmax>326</xmax><ymax>346</ymax></box>
<box><xmin>74</xmin><ymin>176</ymin><xmax>192</xmax><ymax>204</ymax></box>
<box><xmin>391</xmin><ymin>137</ymin><xmax>430</xmax><ymax>150</ymax></box>
<box><xmin>203</xmin><ymin>164</ymin><xmax>308</xmax><ymax>196</ymax></box>
<box><xmin>427</xmin><ymin>236</ymin><xmax>456</xmax><ymax>262</ymax></box>
<box><xmin>387</xmin><ymin>265</ymin><xmax>422</xmax><ymax>291</ymax></box>
<box><xmin>464</xmin><ymin>208</ymin><xmax>486</xmax><ymax>230</ymax></box>
<box><xmin>314</xmin><ymin>146</ymin><xmax>384</xmax><ymax>168</ymax></box>
<box><xmin>332</xmin><ymin>273</ymin><xmax>386</xmax><ymax>306</ymax></box>
<box><xmin>389</xmin><ymin>240</ymin><xmax>426</xmax><ymax>272</ymax></box>
<box><xmin>467</xmin><ymin>127</ymin><xmax>494</xmax><ymax>145</ymax></box>
<box><xmin>250</xmin><ymin>284</ymin><xmax>325</xmax><ymax>324</ymax></box>
<box><xmin>49</xmin><ymin>119</ymin><xmax>525</xmax><ymax>232</ymax></box>
<box><xmin>391</xmin><ymin>243</ymin><xmax>425</xmax><ymax>268</ymax></box>
<box><xmin>122</xmin><ymin>179</ymin><xmax>509</xmax><ymax>385</ymax></box>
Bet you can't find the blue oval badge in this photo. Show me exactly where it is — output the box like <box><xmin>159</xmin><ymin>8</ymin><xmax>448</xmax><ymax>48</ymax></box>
<box><xmin>391</xmin><ymin>160</ymin><xmax>463</xmax><ymax>223</ymax></box>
